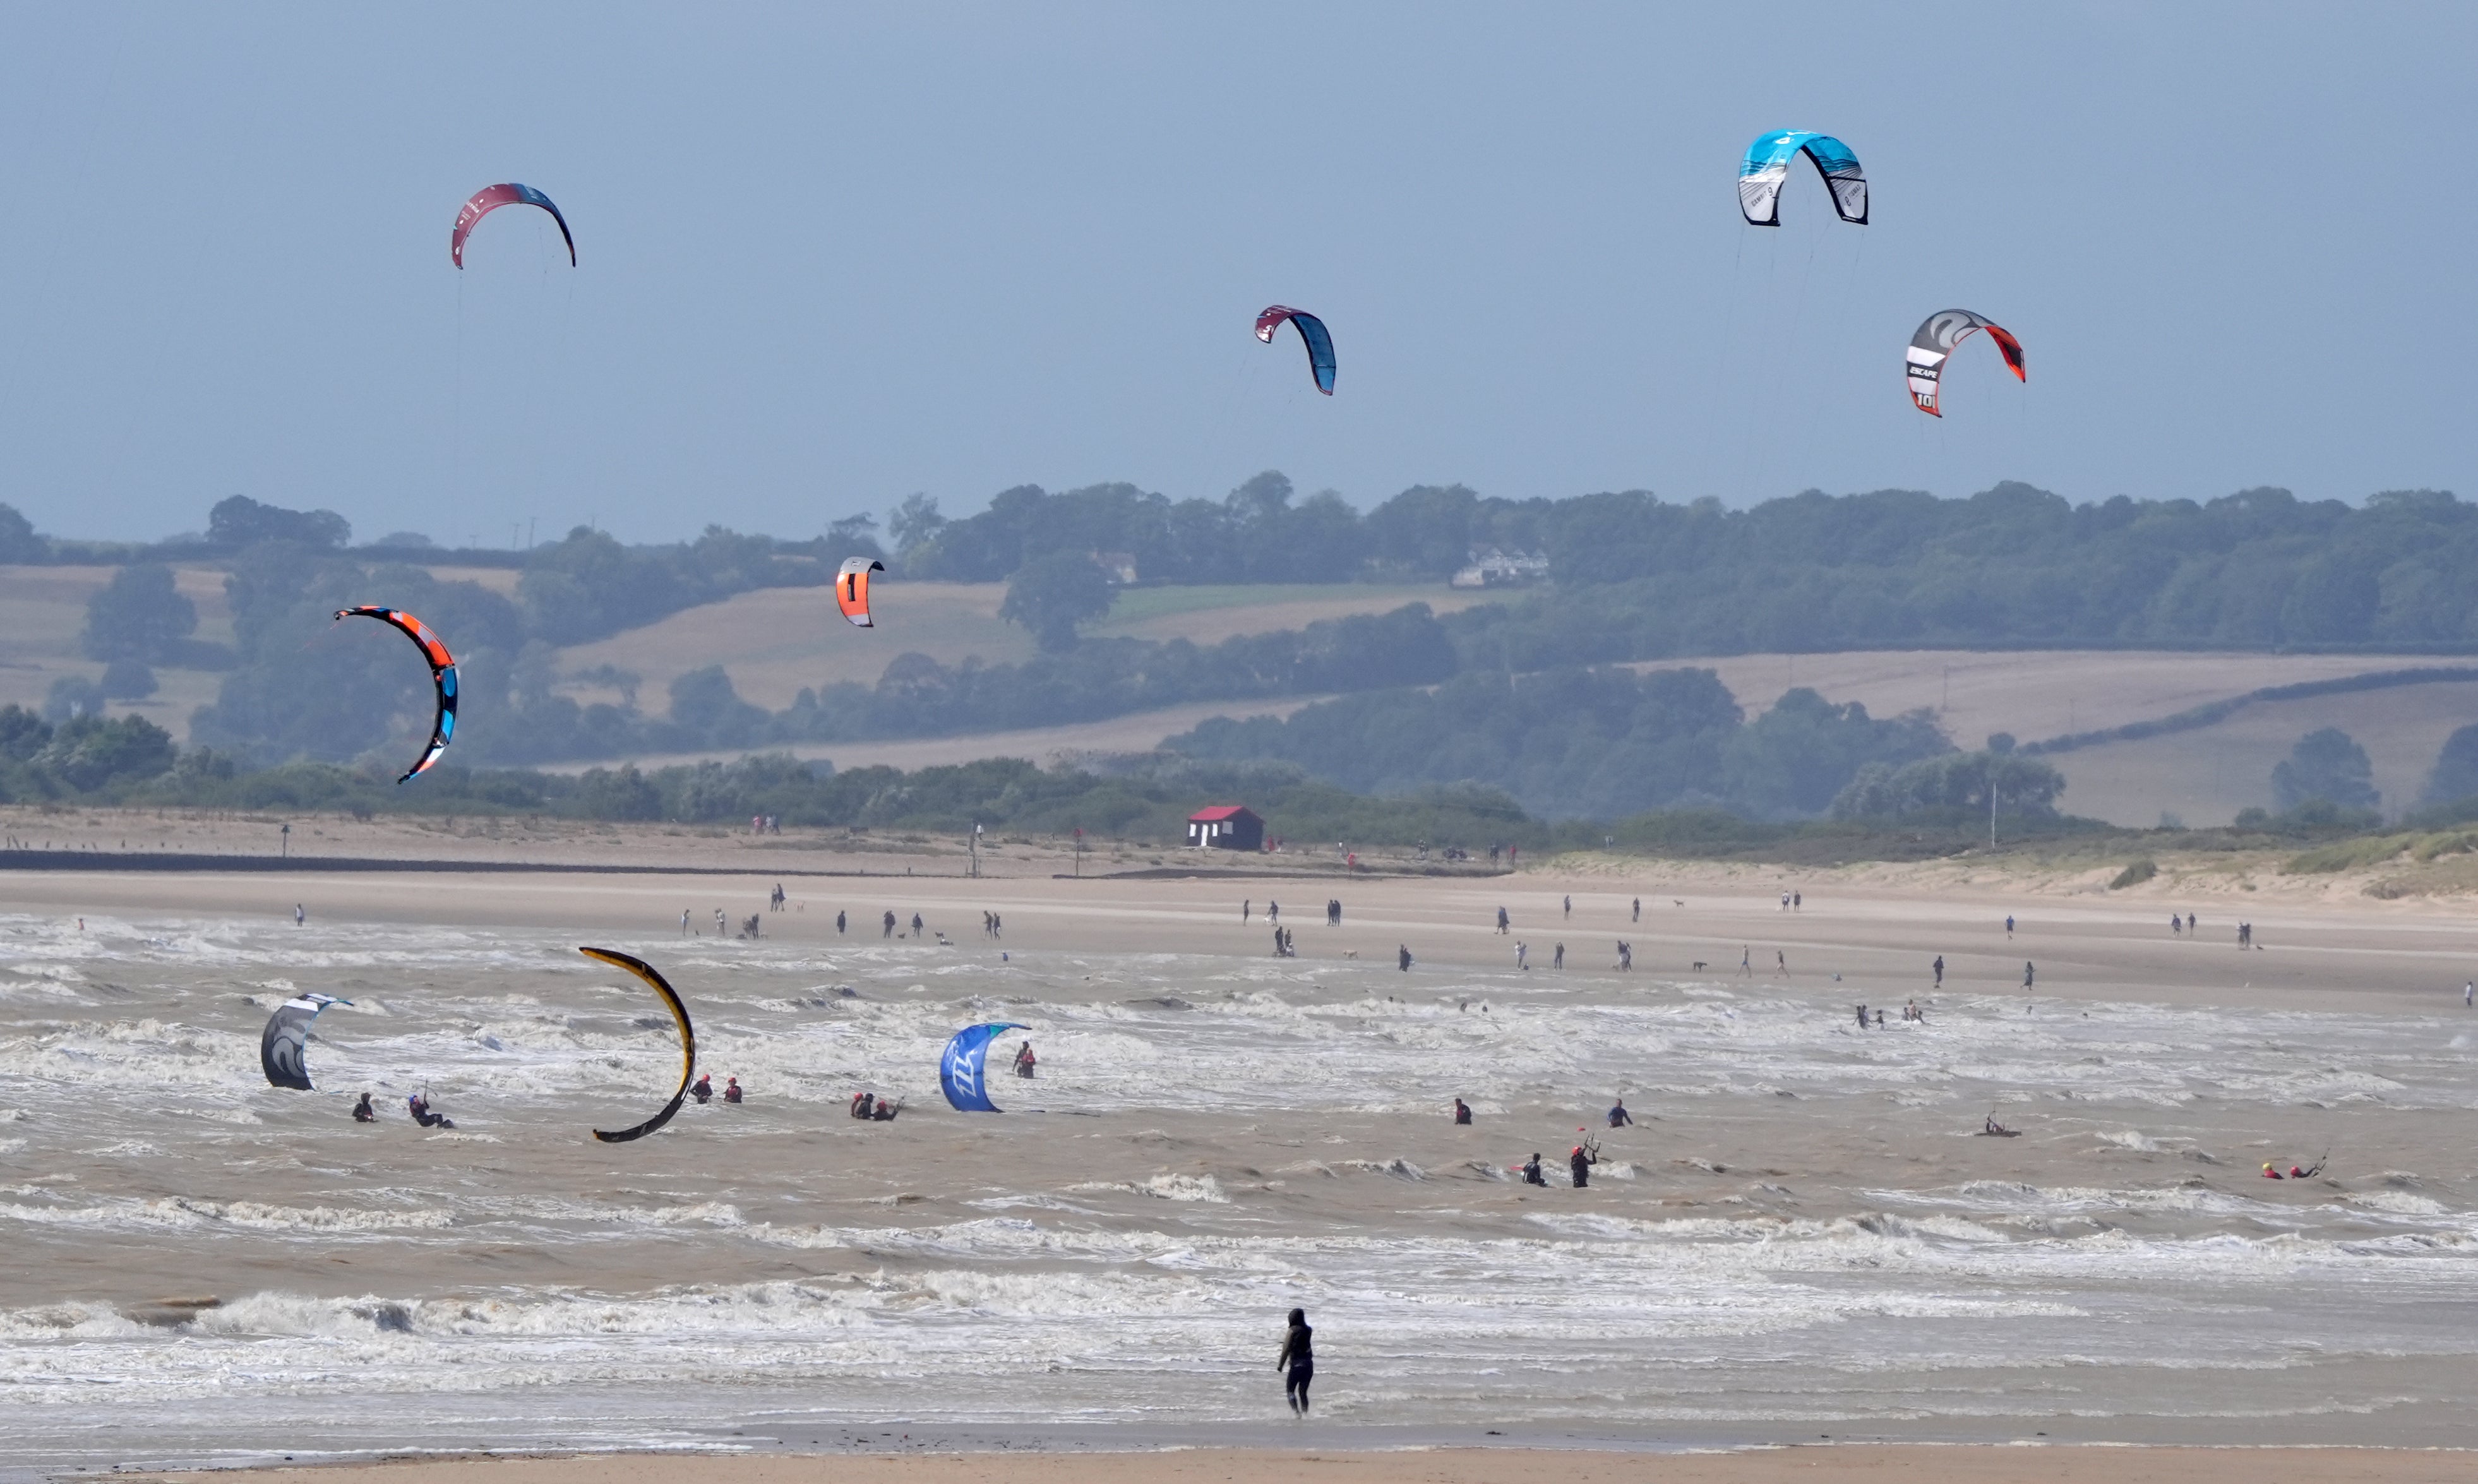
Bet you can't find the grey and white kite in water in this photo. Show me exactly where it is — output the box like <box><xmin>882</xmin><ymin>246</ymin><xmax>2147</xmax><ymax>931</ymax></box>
<box><xmin>260</xmin><ymin>992</ymin><xmax>351</xmax><ymax>1090</ymax></box>
<box><xmin>1905</xmin><ymin>308</ymin><xmax>2025</xmax><ymax>417</ymax></box>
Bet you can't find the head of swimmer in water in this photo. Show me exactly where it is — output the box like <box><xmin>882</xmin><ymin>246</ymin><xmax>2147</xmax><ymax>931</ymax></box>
<box><xmin>1288</xmin><ymin>1307</ymin><xmax>1306</xmax><ymax>1326</ymax></box>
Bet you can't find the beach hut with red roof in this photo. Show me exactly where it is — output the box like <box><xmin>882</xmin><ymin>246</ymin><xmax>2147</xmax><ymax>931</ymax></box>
<box><xmin>1186</xmin><ymin>804</ymin><xmax>1264</xmax><ymax>852</ymax></box>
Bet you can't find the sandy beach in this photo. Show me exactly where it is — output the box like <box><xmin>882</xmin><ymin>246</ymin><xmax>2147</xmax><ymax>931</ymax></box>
<box><xmin>10</xmin><ymin>818</ymin><xmax>2478</xmax><ymax>1478</ymax></box>
<box><xmin>123</xmin><ymin>1444</ymin><xmax>2478</xmax><ymax>1484</ymax></box>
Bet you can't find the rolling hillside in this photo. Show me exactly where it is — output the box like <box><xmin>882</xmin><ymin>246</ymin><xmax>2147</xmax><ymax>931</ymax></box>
<box><xmin>551</xmin><ymin>581</ymin><xmax>1486</xmax><ymax>711</ymax></box>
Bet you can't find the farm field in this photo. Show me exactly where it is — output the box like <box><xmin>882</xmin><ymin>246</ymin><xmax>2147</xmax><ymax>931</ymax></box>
<box><xmin>1677</xmin><ymin>649</ymin><xmax>2478</xmax><ymax>827</ymax></box>
<box><xmin>541</xmin><ymin>693</ymin><xmax>1327</xmax><ymax>775</ymax></box>
<box><xmin>552</xmin><ymin>580</ymin><xmax>1480</xmax><ymax>711</ymax></box>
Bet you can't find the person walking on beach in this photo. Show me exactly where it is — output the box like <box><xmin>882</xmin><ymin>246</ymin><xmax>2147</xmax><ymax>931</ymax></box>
<box><xmin>1278</xmin><ymin>1308</ymin><xmax>1315</xmax><ymax>1416</ymax></box>
<box><xmin>1793</xmin><ymin>892</ymin><xmax>1801</xmax><ymax>911</ymax></box>
<box><xmin>883</xmin><ymin>910</ymin><xmax>896</xmax><ymax>938</ymax></box>
<box><xmin>1516</xmin><ymin>941</ymin><xmax>1528</xmax><ymax>970</ymax></box>
<box><xmin>2005</xmin><ymin>915</ymin><xmax>2015</xmax><ymax>938</ymax></box>
<box><xmin>1563</xmin><ymin>895</ymin><xmax>1572</xmax><ymax>921</ymax></box>
<box><xmin>1932</xmin><ymin>955</ymin><xmax>1944</xmax><ymax>988</ymax></box>
<box><xmin>681</xmin><ymin>909</ymin><xmax>691</xmax><ymax>936</ymax></box>
<box><xmin>1553</xmin><ymin>942</ymin><xmax>1565</xmax><ymax>969</ymax></box>
<box><xmin>1496</xmin><ymin>906</ymin><xmax>1510</xmax><ymax>935</ymax></box>
<box><xmin>911</xmin><ymin>912</ymin><xmax>924</xmax><ymax>936</ymax></box>
<box><xmin>2170</xmin><ymin>913</ymin><xmax>2182</xmax><ymax>936</ymax></box>
<box><xmin>1268</xmin><ymin>901</ymin><xmax>1280</xmax><ymax>925</ymax></box>
<box><xmin>2022</xmin><ymin>961</ymin><xmax>2035</xmax><ymax>991</ymax></box>
<box><xmin>2465</xmin><ymin>980</ymin><xmax>2473</xmax><ymax>1008</ymax></box>
<box><xmin>1776</xmin><ymin>948</ymin><xmax>1788</xmax><ymax>977</ymax></box>
<box><xmin>1243</xmin><ymin>900</ymin><xmax>1252</xmax><ymax>923</ymax></box>
<box><xmin>836</xmin><ymin>910</ymin><xmax>847</xmax><ymax>934</ymax></box>
<box><xmin>1632</xmin><ymin>898</ymin><xmax>1641</xmax><ymax>923</ymax></box>
<box><xmin>1617</xmin><ymin>941</ymin><xmax>1632</xmax><ymax>971</ymax></box>
<box><xmin>294</xmin><ymin>904</ymin><xmax>305</xmax><ymax>928</ymax></box>
<box><xmin>1399</xmin><ymin>945</ymin><xmax>1413</xmax><ymax>971</ymax></box>
<box><xmin>1739</xmin><ymin>945</ymin><xmax>1751</xmax><ymax>976</ymax></box>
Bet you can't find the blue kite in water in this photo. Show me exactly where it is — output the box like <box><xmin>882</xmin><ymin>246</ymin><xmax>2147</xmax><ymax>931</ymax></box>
<box><xmin>940</xmin><ymin>1022</ymin><xmax>1029</xmax><ymax>1112</ymax></box>
<box><xmin>1738</xmin><ymin>131</ymin><xmax>1867</xmax><ymax>227</ymax></box>
<box><xmin>1255</xmin><ymin>306</ymin><xmax>1336</xmax><ymax>395</ymax></box>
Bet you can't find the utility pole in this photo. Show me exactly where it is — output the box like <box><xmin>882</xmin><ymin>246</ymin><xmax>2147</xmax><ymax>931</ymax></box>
<box><xmin>1989</xmin><ymin>780</ymin><xmax>1998</xmax><ymax>850</ymax></box>
<box><xmin>280</xmin><ymin>822</ymin><xmax>290</xmax><ymax>859</ymax></box>
<box><xmin>1073</xmin><ymin>826</ymin><xmax>1084</xmax><ymax>878</ymax></box>
<box><xmin>970</xmin><ymin>822</ymin><xmax>981</xmax><ymax>879</ymax></box>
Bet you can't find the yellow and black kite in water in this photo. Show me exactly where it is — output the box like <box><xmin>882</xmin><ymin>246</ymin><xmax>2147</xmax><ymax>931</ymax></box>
<box><xmin>578</xmin><ymin>947</ymin><xmax>697</xmax><ymax>1143</ymax></box>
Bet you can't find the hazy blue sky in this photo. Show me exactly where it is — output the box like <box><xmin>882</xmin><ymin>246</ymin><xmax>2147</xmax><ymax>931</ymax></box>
<box><xmin>1</xmin><ymin>3</ymin><xmax>2469</xmax><ymax>545</ymax></box>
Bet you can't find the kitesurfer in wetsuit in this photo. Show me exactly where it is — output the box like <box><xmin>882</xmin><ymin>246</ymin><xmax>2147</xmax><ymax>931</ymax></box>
<box><xmin>1014</xmin><ymin>1041</ymin><xmax>1036</xmax><ymax>1078</ymax></box>
<box><xmin>1278</xmin><ymin>1308</ymin><xmax>1314</xmax><ymax>1415</ymax></box>
<box><xmin>407</xmin><ymin>1092</ymin><xmax>452</xmax><ymax>1129</ymax></box>
<box><xmin>1452</xmin><ymin>1098</ymin><xmax>1472</xmax><ymax>1125</ymax></box>
<box><xmin>871</xmin><ymin>1096</ymin><xmax>901</xmax><ymax>1121</ymax></box>
<box><xmin>723</xmin><ymin>1076</ymin><xmax>742</xmax><ymax>1104</ymax></box>
<box><xmin>691</xmin><ymin>1073</ymin><xmax>714</xmax><ymax>1104</ymax></box>
<box><xmin>1607</xmin><ymin>1098</ymin><xmax>1633</xmax><ymax>1128</ymax></box>
<box><xmin>1570</xmin><ymin>1143</ymin><xmax>1596</xmax><ymax>1188</ymax></box>
<box><xmin>1398</xmin><ymin>945</ymin><xmax>1413</xmax><ymax>971</ymax></box>
<box><xmin>851</xmin><ymin>1091</ymin><xmax>875</xmax><ymax>1119</ymax></box>
<box><xmin>1522</xmin><ymin>1152</ymin><xmax>1547</xmax><ymax>1186</ymax></box>
<box><xmin>351</xmin><ymin>1092</ymin><xmax>375</xmax><ymax>1123</ymax></box>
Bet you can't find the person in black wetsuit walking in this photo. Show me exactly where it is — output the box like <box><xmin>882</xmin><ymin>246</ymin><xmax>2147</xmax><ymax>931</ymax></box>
<box><xmin>1278</xmin><ymin>1307</ymin><xmax>1314</xmax><ymax>1415</ymax></box>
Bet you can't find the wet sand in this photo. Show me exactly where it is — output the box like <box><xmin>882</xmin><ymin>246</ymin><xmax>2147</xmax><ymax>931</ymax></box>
<box><xmin>133</xmin><ymin>1444</ymin><xmax>2478</xmax><ymax>1483</ymax></box>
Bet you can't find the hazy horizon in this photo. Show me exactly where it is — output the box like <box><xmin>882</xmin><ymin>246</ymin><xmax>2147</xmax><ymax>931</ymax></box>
<box><xmin>3</xmin><ymin>3</ymin><xmax>2470</xmax><ymax>547</ymax></box>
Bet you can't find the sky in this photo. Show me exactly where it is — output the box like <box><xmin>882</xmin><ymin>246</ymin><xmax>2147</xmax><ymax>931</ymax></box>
<box><xmin>0</xmin><ymin>3</ymin><xmax>2470</xmax><ymax>546</ymax></box>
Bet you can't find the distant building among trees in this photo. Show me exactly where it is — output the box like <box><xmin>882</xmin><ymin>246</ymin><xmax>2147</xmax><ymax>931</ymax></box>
<box><xmin>1449</xmin><ymin>547</ymin><xmax>1549</xmax><ymax>589</ymax></box>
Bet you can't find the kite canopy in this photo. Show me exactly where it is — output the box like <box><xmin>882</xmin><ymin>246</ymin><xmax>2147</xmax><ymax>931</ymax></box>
<box><xmin>1255</xmin><ymin>306</ymin><xmax>1336</xmax><ymax>395</ymax></box>
<box><xmin>939</xmin><ymin>1022</ymin><xmax>1028</xmax><ymax>1113</ymax></box>
<box><xmin>1905</xmin><ymin>308</ymin><xmax>2026</xmax><ymax>417</ymax></box>
<box><xmin>260</xmin><ymin>992</ymin><xmax>350</xmax><ymax>1091</ymax></box>
<box><xmin>333</xmin><ymin>607</ymin><xmax>458</xmax><ymax>784</ymax></box>
<box><xmin>1738</xmin><ymin>131</ymin><xmax>1867</xmax><ymax>227</ymax></box>
<box><xmin>580</xmin><ymin>947</ymin><xmax>697</xmax><ymax>1144</ymax></box>
<box><xmin>836</xmin><ymin>557</ymin><xmax>884</xmax><ymax>628</ymax></box>
<box><xmin>452</xmin><ymin>183</ymin><xmax>576</xmax><ymax>268</ymax></box>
